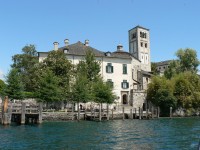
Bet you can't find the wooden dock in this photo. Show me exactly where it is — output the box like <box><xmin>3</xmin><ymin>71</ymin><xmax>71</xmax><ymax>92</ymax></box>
<box><xmin>1</xmin><ymin>97</ymin><xmax>42</xmax><ymax>125</ymax></box>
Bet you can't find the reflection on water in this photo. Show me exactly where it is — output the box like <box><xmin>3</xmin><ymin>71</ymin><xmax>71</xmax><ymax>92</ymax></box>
<box><xmin>0</xmin><ymin>118</ymin><xmax>200</xmax><ymax>150</ymax></box>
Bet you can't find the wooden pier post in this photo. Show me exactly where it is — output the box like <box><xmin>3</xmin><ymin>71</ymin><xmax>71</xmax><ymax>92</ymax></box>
<box><xmin>84</xmin><ymin>108</ymin><xmax>87</xmax><ymax>120</ymax></box>
<box><xmin>77</xmin><ymin>102</ymin><xmax>80</xmax><ymax>121</ymax></box>
<box><xmin>122</xmin><ymin>106</ymin><xmax>125</xmax><ymax>120</ymax></box>
<box><xmin>157</xmin><ymin>107</ymin><xmax>160</xmax><ymax>118</ymax></box>
<box><xmin>151</xmin><ymin>106</ymin><xmax>154</xmax><ymax>118</ymax></box>
<box><xmin>141</xmin><ymin>108</ymin><xmax>143</xmax><ymax>119</ymax></box>
<box><xmin>139</xmin><ymin>107</ymin><xmax>141</xmax><ymax>120</ymax></box>
<box><xmin>170</xmin><ymin>107</ymin><xmax>172</xmax><ymax>118</ymax></box>
<box><xmin>130</xmin><ymin>109</ymin><xmax>133</xmax><ymax>119</ymax></box>
<box><xmin>38</xmin><ymin>103</ymin><xmax>42</xmax><ymax>124</ymax></box>
<box><xmin>99</xmin><ymin>103</ymin><xmax>102</xmax><ymax>121</ymax></box>
<box><xmin>106</xmin><ymin>104</ymin><xmax>109</xmax><ymax>121</ymax></box>
<box><xmin>72</xmin><ymin>103</ymin><xmax>74</xmax><ymax>120</ymax></box>
<box><xmin>135</xmin><ymin>108</ymin><xmax>137</xmax><ymax>119</ymax></box>
<box><xmin>146</xmin><ymin>108</ymin><xmax>149</xmax><ymax>119</ymax></box>
<box><xmin>111</xmin><ymin>109</ymin><xmax>114</xmax><ymax>120</ymax></box>
<box><xmin>21</xmin><ymin>103</ymin><xmax>26</xmax><ymax>124</ymax></box>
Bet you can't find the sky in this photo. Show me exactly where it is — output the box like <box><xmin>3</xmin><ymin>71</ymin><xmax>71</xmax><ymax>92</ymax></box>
<box><xmin>0</xmin><ymin>0</ymin><xmax>200</xmax><ymax>80</ymax></box>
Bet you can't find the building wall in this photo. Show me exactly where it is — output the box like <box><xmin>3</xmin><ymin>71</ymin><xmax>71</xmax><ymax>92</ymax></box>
<box><xmin>129</xmin><ymin>27</ymin><xmax>151</xmax><ymax>72</ymax></box>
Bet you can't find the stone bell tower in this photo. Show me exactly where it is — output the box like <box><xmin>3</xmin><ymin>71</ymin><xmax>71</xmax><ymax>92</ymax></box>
<box><xmin>129</xmin><ymin>26</ymin><xmax>151</xmax><ymax>72</ymax></box>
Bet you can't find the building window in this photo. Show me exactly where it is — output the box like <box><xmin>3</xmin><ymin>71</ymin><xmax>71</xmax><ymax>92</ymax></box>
<box><xmin>121</xmin><ymin>80</ymin><xmax>129</xmax><ymax>89</ymax></box>
<box><xmin>141</xmin><ymin>42</ymin><xmax>143</xmax><ymax>47</ymax></box>
<box><xmin>107</xmin><ymin>79</ymin><xmax>114</xmax><ymax>88</ymax></box>
<box><xmin>132</xmin><ymin>33</ymin><xmax>136</xmax><ymax>39</ymax></box>
<box><xmin>145</xmin><ymin>43</ymin><xmax>147</xmax><ymax>48</ymax></box>
<box><xmin>106</xmin><ymin>63</ymin><xmax>113</xmax><ymax>73</ymax></box>
<box><xmin>123</xmin><ymin>64</ymin><xmax>127</xmax><ymax>74</ymax></box>
<box><xmin>132</xmin><ymin>69</ymin><xmax>134</xmax><ymax>79</ymax></box>
<box><xmin>140</xmin><ymin>32</ymin><xmax>142</xmax><ymax>37</ymax></box>
<box><xmin>144</xmin><ymin>33</ymin><xmax>147</xmax><ymax>38</ymax></box>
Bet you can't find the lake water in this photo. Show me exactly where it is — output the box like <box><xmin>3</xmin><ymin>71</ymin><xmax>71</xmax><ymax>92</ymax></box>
<box><xmin>0</xmin><ymin>118</ymin><xmax>200</xmax><ymax>150</ymax></box>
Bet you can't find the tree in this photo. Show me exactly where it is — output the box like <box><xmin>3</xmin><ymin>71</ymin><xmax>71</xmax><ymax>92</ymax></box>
<box><xmin>6</xmin><ymin>68</ymin><xmax>24</xmax><ymax>100</ymax></box>
<box><xmin>164</xmin><ymin>60</ymin><xmax>180</xmax><ymax>79</ymax></box>
<box><xmin>176</xmin><ymin>48</ymin><xmax>199</xmax><ymax>73</ymax></box>
<box><xmin>41</xmin><ymin>50</ymin><xmax>73</xmax><ymax>100</ymax></box>
<box><xmin>0</xmin><ymin>79</ymin><xmax>6</xmax><ymax>99</ymax></box>
<box><xmin>11</xmin><ymin>44</ymin><xmax>38</xmax><ymax>93</ymax></box>
<box><xmin>154</xmin><ymin>89</ymin><xmax>177</xmax><ymax>116</ymax></box>
<box><xmin>35</xmin><ymin>68</ymin><xmax>62</xmax><ymax>102</ymax></box>
<box><xmin>93</xmin><ymin>78</ymin><xmax>116</xmax><ymax>104</ymax></box>
<box><xmin>147</xmin><ymin>76</ymin><xmax>177</xmax><ymax>116</ymax></box>
<box><xmin>151</xmin><ymin>62</ymin><xmax>159</xmax><ymax>75</ymax></box>
<box><xmin>82</xmin><ymin>50</ymin><xmax>101</xmax><ymax>82</ymax></box>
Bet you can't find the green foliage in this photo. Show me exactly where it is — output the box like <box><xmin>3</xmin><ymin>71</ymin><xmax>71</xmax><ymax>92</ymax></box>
<box><xmin>151</xmin><ymin>62</ymin><xmax>159</xmax><ymax>75</ymax></box>
<box><xmin>11</xmin><ymin>44</ymin><xmax>38</xmax><ymax>92</ymax></box>
<box><xmin>0</xmin><ymin>79</ymin><xmax>6</xmax><ymax>99</ymax></box>
<box><xmin>35</xmin><ymin>69</ymin><xmax>62</xmax><ymax>102</ymax></box>
<box><xmin>6</xmin><ymin>68</ymin><xmax>24</xmax><ymax>100</ymax></box>
<box><xmin>70</xmin><ymin>73</ymin><xmax>91</xmax><ymax>103</ymax></box>
<box><xmin>93</xmin><ymin>78</ymin><xmax>116</xmax><ymax>104</ymax></box>
<box><xmin>39</xmin><ymin>50</ymin><xmax>73</xmax><ymax>100</ymax></box>
<box><xmin>176</xmin><ymin>48</ymin><xmax>199</xmax><ymax>73</ymax></box>
<box><xmin>155</xmin><ymin>89</ymin><xmax>177</xmax><ymax>116</ymax></box>
<box><xmin>83</xmin><ymin>50</ymin><xmax>101</xmax><ymax>82</ymax></box>
<box><xmin>164</xmin><ymin>60</ymin><xmax>180</xmax><ymax>79</ymax></box>
<box><xmin>148</xmin><ymin>71</ymin><xmax>200</xmax><ymax>116</ymax></box>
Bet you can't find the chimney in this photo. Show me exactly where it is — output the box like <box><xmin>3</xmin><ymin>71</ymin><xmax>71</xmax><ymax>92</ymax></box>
<box><xmin>117</xmin><ymin>44</ymin><xmax>123</xmax><ymax>51</ymax></box>
<box><xmin>64</xmin><ymin>39</ymin><xmax>69</xmax><ymax>47</ymax></box>
<box><xmin>53</xmin><ymin>42</ymin><xmax>59</xmax><ymax>51</ymax></box>
<box><xmin>85</xmin><ymin>39</ymin><xmax>89</xmax><ymax>46</ymax></box>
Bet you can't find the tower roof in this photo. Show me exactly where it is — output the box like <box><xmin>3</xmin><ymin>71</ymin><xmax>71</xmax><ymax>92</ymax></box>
<box><xmin>129</xmin><ymin>25</ymin><xmax>149</xmax><ymax>32</ymax></box>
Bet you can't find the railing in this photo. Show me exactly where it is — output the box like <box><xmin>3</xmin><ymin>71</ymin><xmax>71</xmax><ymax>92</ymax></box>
<box><xmin>11</xmin><ymin>103</ymin><xmax>40</xmax><ymax>114</ymax></box>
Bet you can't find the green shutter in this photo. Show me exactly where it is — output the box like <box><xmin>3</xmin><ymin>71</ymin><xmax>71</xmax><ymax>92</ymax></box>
<box><xmin>121</xmin><ymin>82</ymin><xmax>123</xmax><ymax>88</ymax></box>
<box><xmin>106</xmin><ymin>66</ymin><xmax>108</xmax><ymax>73</ymax></box>
<box><xmin>127</xmin><ymin>82</ymin><xmax>129</xmax><ymax>88</ymax></box>
<box><xmin>111</xmin><ymin>66</ymin><xmax>113</xmax><ymax>73</ymax></box>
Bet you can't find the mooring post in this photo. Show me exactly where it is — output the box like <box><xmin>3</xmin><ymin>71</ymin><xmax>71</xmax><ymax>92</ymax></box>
<box><xmin>2</xmin><ymin>96</ymin><xmax>9</xmax><ymax>125</ymax></box>
<box><xmin>135</xmin><ymin>108</ymin><xmax>137</xmax><ymax>119</ymax></box>
<box><xmin>141</xmin><ymin>108</ymin><xmax>143</xmax><ymax>119</ymax></box>
<box><xmin>38</xmin><ymin>102</ymin><xmax>42</xmax><ymax>124</ymax></box>
<box><xmin>8</xmin><ymin>103</ymin><xmax>12</xmax><ymax>124</ymax></box>
<box><xmin>111</xmin><ymin>109</ymin><xmax>114</xmax><ymax>120</ymax></box>
<box><xmin>157</xmin><ymin>107</ymin><xmax>160</xmax><ymax>118</ymax></box>
<box><xmin>1</xmin><ymin>102</ymin><xmax>3</xmax><ymax>124</ymax></box>
<box><xmin>72</xmin><ymin>103</ymin><xmax>74</xmax><ymax>120</ymax></box>
<box><xmin>84</xmin><ymin>108</ymin><xmax>86</xmax><ymax>120</ymax></box>
<box><xmin>146</xmin><ymin>108</ymin><xmax>149</xmax><ymax>119</ymax></box>
<box><xmin>122</xmin><ymin>106</ymin><xmax>125</xmax><ymax>120</ymax></box>
<box><xmin>107</xmin><ymin>104</ymin><xmax>109</xmax><ymax>121</ymax></box>
<box><xmin>130</xmin><ymin>109</ymin><xmax>133</xmax><ymax>119</ymax></box>
<box><xmin>77</xmin><ymin>102</ymin><xmax>80</xmax><ymax>121</ymax></box>
<box><xmin>170</xmin><ymin>107</ymin><xmax>172</xmax><ymax>118</ymax></box>
<box><xmin>21</xmin><ymin>102</ymin><xmax>26</xmax><ymax>124</ymax></box>
<box><xmin>99</xmin><ymin>103</ymin><xmax>101</xmax><ymax>121</ymax></box>
<box><xmin>152</xmin><ymin>106</ymin><xmax>154</xmax><ymax>118</ymax></box>
<box><xmin>139</xmin><ymin>107</ymin><xmax>141</xmax><ymax>120</ymax></box>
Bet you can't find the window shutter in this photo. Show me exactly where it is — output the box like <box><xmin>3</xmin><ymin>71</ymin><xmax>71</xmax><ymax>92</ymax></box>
<box><xmin>121</xmin><ymin>82</ymin><xmax>123</xmax><ymax>88</ymax></box>
<box><xmin>111</xmin><ymin>66</ymin><xmax>113</xmax><ymax>73</ymax></box>
<box><xmin>106</xmin><ymin>66</ymin><xmax>108</xmax><ymax>73</ymax></box>
<box><xmin>111</xmin><ymin>82</ymin><xmax>114</xmax><ymax>88</ymax></box>
<box><xmin>127</xmin><ymin>82</ymin><xmax>129</xmax><ymax>88</ymax></box>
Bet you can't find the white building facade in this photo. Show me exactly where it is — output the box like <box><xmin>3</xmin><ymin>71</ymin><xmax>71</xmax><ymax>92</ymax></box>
<box><xmin>38</xmin><ymin>26</ymin><xmax>152</xmax><ymax>109</ymax></box>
